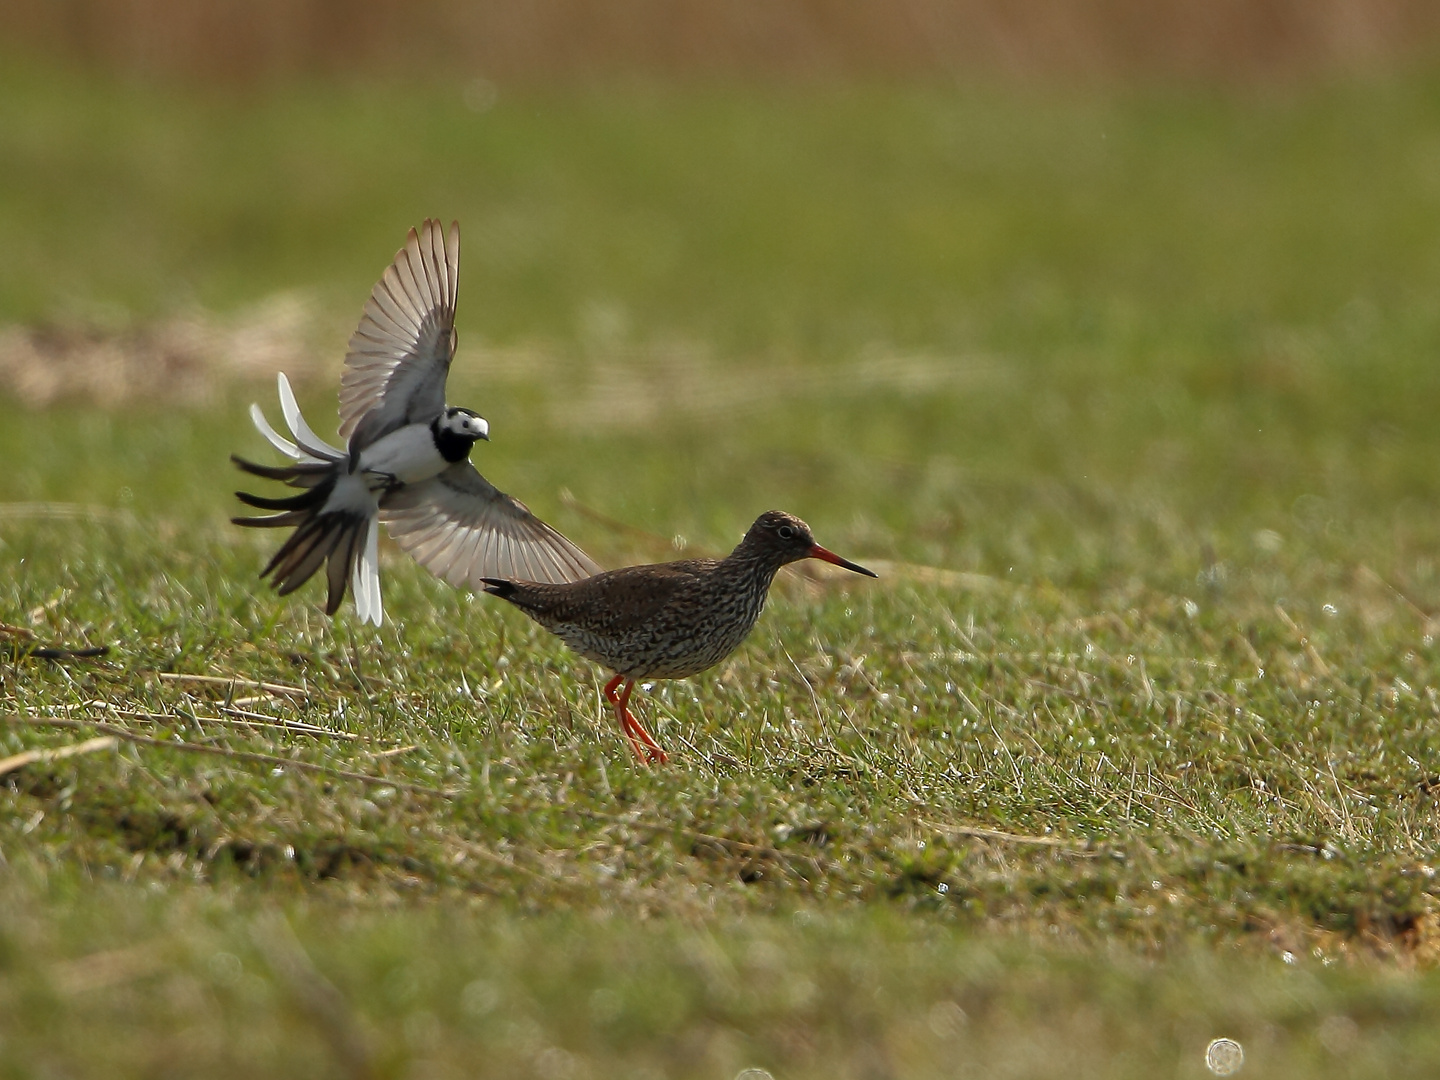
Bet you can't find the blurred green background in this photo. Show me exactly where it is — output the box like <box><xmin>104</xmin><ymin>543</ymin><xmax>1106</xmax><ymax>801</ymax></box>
<box><xmin>7</xmin><ymin>4</ymin><xmax>1440</xmax><ymax>1078</ymax></box>
<box><xmin>2</xmin><ymin>2</ymin><xmax>1440</xmax><ymax>584</ymax></box>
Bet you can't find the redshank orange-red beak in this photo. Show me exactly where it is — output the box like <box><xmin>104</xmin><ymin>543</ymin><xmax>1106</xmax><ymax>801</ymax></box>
<box><xmin>807</xmin><ymin>544</ymin><xmax>877</xmax><ymax>577</ymax></box>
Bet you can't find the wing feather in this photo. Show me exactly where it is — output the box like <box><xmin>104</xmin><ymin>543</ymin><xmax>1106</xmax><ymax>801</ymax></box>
<box><xmin>443</xmin><ymin>219</ymin><xmax>461</xmax><ymax>305</ymax></box>
<box><xmin>389</xmin><ymin>259</ymin><xmax>426</xmax><ymax>321</ymax></box>
<box><xmin>418</xmin><ymin>229</ymin><xmax>446</xmax><ymax>308</ymax></box>
<box><xmin>373</xmin><ymin>271</ymin><xmax>419</xmax><ymax>329</ymax></box>
<box><xmin>406</xmin><ymin>227</ymin><xmax>439</xmax><ymax>304</ymax></box>
<box><xmin>519</xmin><ymin>539</ymin><xmax>544</xmax><ymax>583</ymax></box>
<box><xmin>381</xmin><ymin>461</ymin><xmax>601</xmax><ymax>587</ymax></box>
<box><xmin>429</xmin><ymin>222</ymin><xmax>450</xmax><ymax>307</ymax></box>
<box><xmin>356</xmin><ymin>303</ymin><xmax>410</xmax><ymax>344</ymax></box>
<box><xmin>338</xmin><ymin>219</ymin><xmax>461</xmax><ymax>445</ymax></box>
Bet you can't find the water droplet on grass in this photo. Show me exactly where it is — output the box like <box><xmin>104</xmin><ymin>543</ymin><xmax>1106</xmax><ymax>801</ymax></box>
<box><xmin>460</xmin><ymin>978</ymin><xmax>500</xmax><ymax>1016</ymax></box>
<box><xmin>1318</xmin><ymin>1014</ymin><xmax>1358</xmax><ymax>1054</ymax></box>
<box><xmin>1205</xmin><ymin>1037</ymin><xmax>1244</xmax><ymax>1075</ymax></box>
<box><xmin>1254</xmin><ymin>529</ymin><xmax>1283</xmax><ymax>553</ymax></box>
<box><xmin>208</xmin><ymin>951</ymin><xmax>243</xmax><ymax>984</ymax></box>
<box><xmin>927</xmin><ymin>999</ymin><xmax>967</xmax><ymax>1037</ymax></box>
<box><xmin>463</xmin><ymin>78</ymin><xmax>498</xmax><ymax>113</ymax></box>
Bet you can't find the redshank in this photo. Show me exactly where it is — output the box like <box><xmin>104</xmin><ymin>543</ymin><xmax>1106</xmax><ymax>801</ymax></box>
<box><xmin>481</xmin><ymin>510</ymin><xmax>876</xmax><ymax>764</ymax></box>
<box><xmin>232</xmin><ymin>219</ymin><xmax>600</xmax><ymax>624</ymax></box>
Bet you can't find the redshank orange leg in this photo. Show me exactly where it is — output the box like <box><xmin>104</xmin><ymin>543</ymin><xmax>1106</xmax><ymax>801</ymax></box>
<box><xmin>618</xmin><ymin>679</ymin><xmax>668</xmax><ymax>764</ymax></box>
<box><xmin>603</xmin><ymin>675</ymin><xmax>668</xmax><ymax>765</ymax></box>
<box><xmin>602</xmin><ymin>675</ymin><xmax>644</xmax><ymax>762</ymax></box>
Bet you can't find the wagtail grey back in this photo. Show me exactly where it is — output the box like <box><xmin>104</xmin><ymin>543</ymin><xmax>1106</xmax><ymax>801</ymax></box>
<box><xmin>232</xmin><ymin>220</ymin><xmax>601</xmax><ymax>625</ymax></box>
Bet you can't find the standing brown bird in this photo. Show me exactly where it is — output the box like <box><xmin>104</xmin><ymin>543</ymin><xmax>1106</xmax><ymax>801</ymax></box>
<box><xmin>481</xmin><ymin>510</ymin><xmax>876</xmax><ymax>764</ymax></box>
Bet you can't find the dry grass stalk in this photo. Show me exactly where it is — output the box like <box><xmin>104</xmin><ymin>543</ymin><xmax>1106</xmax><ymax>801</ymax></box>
<box><xmin>3</xmin><ymin>714</ymin><xmax>452</xmax><ymax>798</ymax></box>
<box><xmin>0</xmin><ymin>735</ymin><xmax>118</xmax><ymax>778</ymax></box>
<box><xmin>48</xmin><ymin>943</ymin><xmax>170</xmax><ymax>995</ymax></box>
<box><xmin>157</xmin><ymin>671</ymin><xmax>309</xmax><ymax>699</ymax></box>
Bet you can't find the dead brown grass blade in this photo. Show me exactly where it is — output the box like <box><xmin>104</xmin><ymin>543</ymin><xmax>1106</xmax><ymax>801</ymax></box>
<box><xmin>575</xmin><ymin>807</ymin><xmax>832</xmax><ymax>877</ymax></box>
<box><xmin>919</xmin><ymin>819</ymin><xmax>1100</xmax><ymax>857</ymax></box>
<box><xmin>49</xmin><ymin>943</ymin><xmax>169</xmax><ymax>995</ymax></box>
<box><xmin>213</xmin><ymin>707</ymin><xmax>361</xmax><ymax>740</ymax></box>
<box><xmin>3</xmin><ymin>715</ymin><xmax>451</xmax><ymax>799</ymax></box>
<box><xmin>158</xmin><ymin>671</ymin><xmax>308</xmax><ymax>699</ymax></box>
<box><xmin>0</xmin><ymin>735</ymin><xmax>118</xmax><ymax>778</ymax></box>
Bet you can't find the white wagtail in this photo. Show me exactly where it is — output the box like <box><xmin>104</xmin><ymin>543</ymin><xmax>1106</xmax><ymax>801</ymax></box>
<box><xmin>232</xmin><ymin>219</ymin><xmax>601</xmax><ymax>626</ymax></box>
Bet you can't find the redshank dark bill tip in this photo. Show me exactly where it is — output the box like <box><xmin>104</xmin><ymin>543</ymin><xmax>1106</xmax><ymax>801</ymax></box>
<box><xmin>807</xmin><ymin>544</ymin><xmax>877</xmax><ymax>577</ymax></box>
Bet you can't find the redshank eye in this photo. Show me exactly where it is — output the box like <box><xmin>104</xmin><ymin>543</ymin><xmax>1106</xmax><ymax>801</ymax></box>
<box><xmin>777</xmin><ymin>525</ymin><xmax>795</xmax><ymax>540</ymax></box>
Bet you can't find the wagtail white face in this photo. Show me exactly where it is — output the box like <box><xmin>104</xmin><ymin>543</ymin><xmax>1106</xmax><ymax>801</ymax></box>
<box><xmin>439</xmin><ymin>407</ymin><xmax>490</xmax><ymax>445</ymax></box>
<box><xmin>352</xmin><ymin>406</ymin><xmax>489</xmax><ymax>486</ymax></box>
<box><xmin>232</xmin><ymin>220</ymin><xmax>601</xmax><ymax>627</ymax></box>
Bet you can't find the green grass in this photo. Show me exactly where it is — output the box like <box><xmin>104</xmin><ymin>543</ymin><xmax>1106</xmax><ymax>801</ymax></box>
<box><xmin>7</xmin><ymin>59</ymin><xmax>1440</xmax><ymax>1077</ymax></box>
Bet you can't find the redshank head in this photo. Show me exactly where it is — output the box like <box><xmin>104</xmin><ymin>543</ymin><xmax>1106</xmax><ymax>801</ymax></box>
<box><xmin>740</xmin><ymin>510</ymin><xmax>877</xmax><ymax>578</ymax></box>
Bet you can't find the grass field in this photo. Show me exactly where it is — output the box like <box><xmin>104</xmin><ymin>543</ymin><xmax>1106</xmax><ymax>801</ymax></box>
<box><xmin>6</xmin><ymin>58</ymin><xmax>1440</xmax><ymax>1077</ymax></box>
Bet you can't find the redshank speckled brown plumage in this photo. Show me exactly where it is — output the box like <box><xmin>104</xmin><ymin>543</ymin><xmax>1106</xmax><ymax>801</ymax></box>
<box><xmin>481</xmin><ymin>510</ymin><xmax>876</xmax><ymax>764</ymax></box>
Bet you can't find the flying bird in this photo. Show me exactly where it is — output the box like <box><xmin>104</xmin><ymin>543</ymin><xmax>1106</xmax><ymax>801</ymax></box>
<box><xmin>481</xmin><ymin>510</ymin><xmax>876</xmax><ymax>764</ymax></box>
<box><xmin>232</xmin><ymin>219</ymin><xmax>601</xmax><ymax>625</ymax></box>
